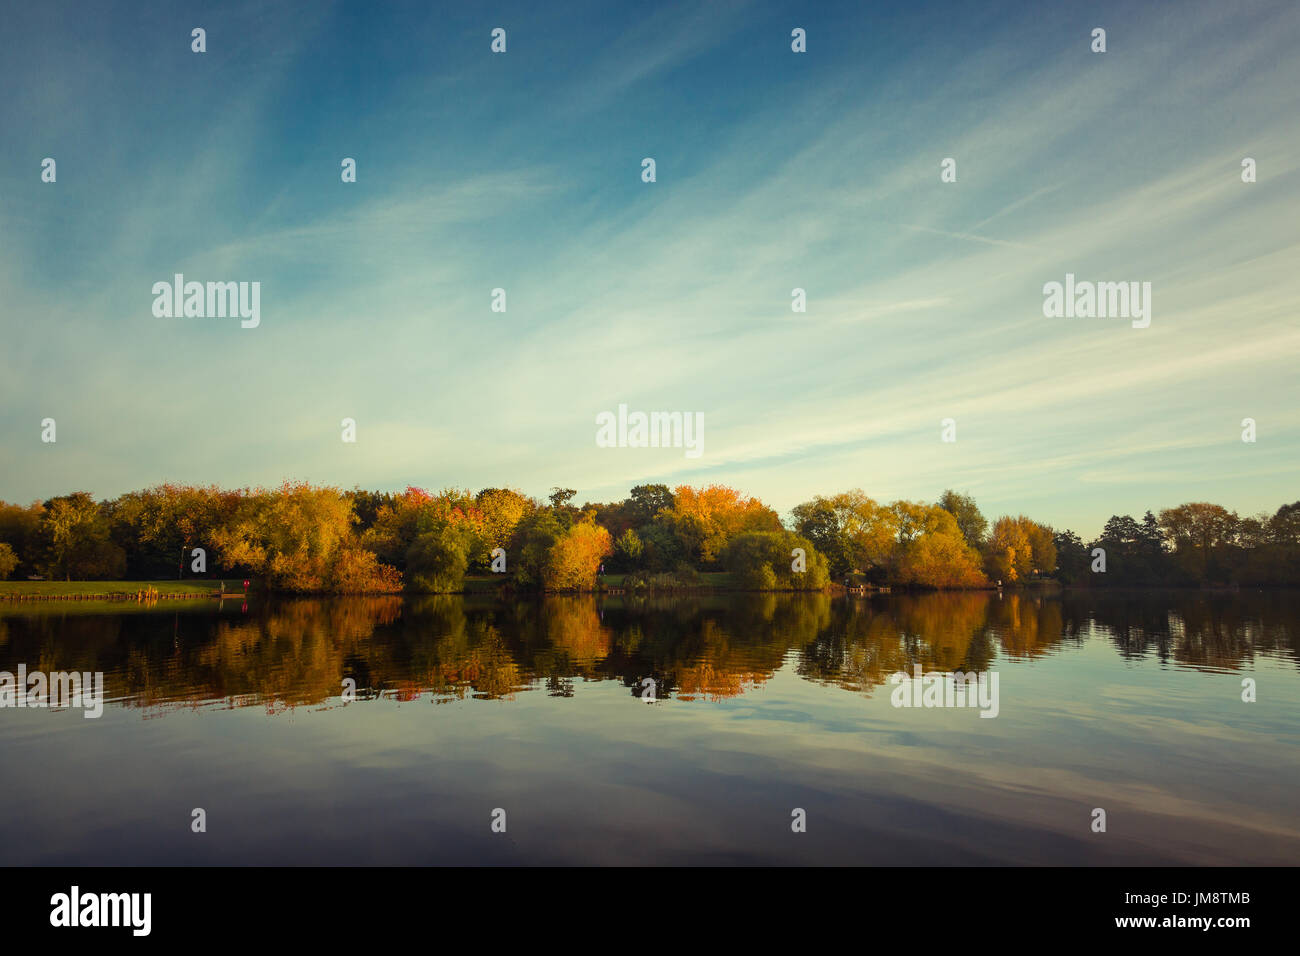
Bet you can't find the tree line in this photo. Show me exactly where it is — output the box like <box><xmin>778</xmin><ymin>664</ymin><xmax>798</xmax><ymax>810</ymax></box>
<box><xmin>0</xmin><ymin>482</ymin><xmax>1296</xmax><ymax>592</ymax></box>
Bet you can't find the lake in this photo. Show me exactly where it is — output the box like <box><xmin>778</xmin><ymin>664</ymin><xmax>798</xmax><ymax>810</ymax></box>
<box><xmin>0</xmin><ymin>590</ymin><xmax>1296</xmax><ymax>865</ymax></box>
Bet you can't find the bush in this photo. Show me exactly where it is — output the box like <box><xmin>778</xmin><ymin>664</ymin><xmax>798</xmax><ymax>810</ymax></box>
<box><xmin>331</xmin><ymin>547</ymin><xmax>402</xmax><ymax>593</ymax></box>
<box><xmin>720</xmin><ymin>531</ymin><xmax>829</xmax><ymax>590</ymax></box>
<box><xmin>610</xmin><ymin>528</ymin><xmax>643</xmax><ymax>571</ymax></box>
<box><xmin>511</xmin><ymin>511</ymin><xmax>564</xmax><ymax>589</ymax></box>
<box><xmin>738</xmin><ymin>562</ymin><xmax>778</xmax><ymax>590</ymax></box>
<box><xmin>405</xmin><ymin>526</ymin><xmax>470</xmax><ymax>593</ymax></box>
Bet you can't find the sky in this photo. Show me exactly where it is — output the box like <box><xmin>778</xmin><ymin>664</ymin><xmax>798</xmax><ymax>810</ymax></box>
<box><xmin>1</xmin><ymin>0</ymin><xmax>1298</xmax><ymax>539</ymax></box>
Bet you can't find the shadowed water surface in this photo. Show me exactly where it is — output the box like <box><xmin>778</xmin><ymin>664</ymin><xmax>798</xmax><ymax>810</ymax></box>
<box><xmin>0</xmin><ymin>590</ymin><xmax>1296</xmax><ymax>865</ymax></box>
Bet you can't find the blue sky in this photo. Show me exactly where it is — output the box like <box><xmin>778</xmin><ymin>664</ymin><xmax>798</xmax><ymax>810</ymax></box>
<box><xmin>1</xmin><ymin>0</ymin><xmax>1298</xmax><ymax>538</ymax></box>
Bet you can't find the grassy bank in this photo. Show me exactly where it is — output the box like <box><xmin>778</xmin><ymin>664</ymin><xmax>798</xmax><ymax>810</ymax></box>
<box><xmin>0</xmin><ymin>579</ymin><xmax>245</xmax><ymax>601</ymax></box>
<box><xmin>2</xmin><ymin>571</ymin><xmax>842</xmax><ymax>600</ymax></box>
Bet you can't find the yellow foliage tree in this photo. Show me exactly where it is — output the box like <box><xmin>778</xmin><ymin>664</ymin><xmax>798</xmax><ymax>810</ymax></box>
<box><xmin>985</xmin><ymin>515</ymin><xmax>1054</xmax><ymax>582</ymax></box>
<box><xmin>660</xmin><ymin>485</ymin><xmax>781</xmax><ymax>565</ymax></box>
<box><xmin>890</xmin><ymin>502</ymin><xmax>987</xmax><ymax>588</ymax></box>
<box><xmin>544</xmin><ymin>521</ymin><xmax>612</xmax><ymax>590</ymax></box>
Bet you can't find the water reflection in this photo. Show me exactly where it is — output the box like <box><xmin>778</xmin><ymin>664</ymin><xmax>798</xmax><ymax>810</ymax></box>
<box><xmin>1</xmin><ymin>590</ymin><xmax>1295</xmax><ymax>715</ymax></box>
<box><xmin>2</xmin><ymin>590</ymin><xmax>1298</xmax><ymax>866</ymax></box>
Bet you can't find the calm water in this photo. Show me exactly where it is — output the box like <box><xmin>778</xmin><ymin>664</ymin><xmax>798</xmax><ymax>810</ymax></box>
<box><xmin>0</xmin><ymin>591</ymin><xmax>1296</xmax><ymax>865</ymax></box>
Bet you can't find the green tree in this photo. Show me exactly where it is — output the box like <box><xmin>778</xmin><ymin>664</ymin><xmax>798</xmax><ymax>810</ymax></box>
<box><xmin>937</xmin><ymin>490</ymin><xmax>988</xmax><ymax>550</ymax></box>
<box><xmin>38</xmin><ymin>493</ymin><xmax>124</xmax><ymax>580</ymax></box>
<box><xmin>625</xmin><ymin>484</ymin><xmax>674</xmax><ymax>525</ymax></box>
<box><xmin>637</xmin><ymin>521</ymin><xmax>684</xmax><ymax>571</ymax></box>
<box><xmin>512</xmin><ymin>510</ymin><xmax>565</xmax><ymax>589</ymax></box>
<box><xmin>720</xmin><ymin>530</ymin><xmax>829</xmax><ymax>590</ymax></box>
<box><xmin>790</xmin><ymin>497</ymin><xmax>849</xmax><ymax>576</ymax></box>
<box><xmin>549</xmin><ymin>487</ymin><xmax>577</xmax><ymax>510</ymax></box>
<box><xmin>406</xmin><ymin>525</ymin><xmax>472</xmax><ymax>593</ymax></box>
<box><xmin>612</xmin><ymin>528</ymin><xmax>644</xmax><ymax>571</ymax></box>
<box><xmin>792</xmin><ymin>490</ymin><xmax>896</xmax><ymax>580</ymax></box>
<box><xmin>1052</xmin><ymin>530</ymin><xmax>1089</xmax><ymax>584</ymax></box>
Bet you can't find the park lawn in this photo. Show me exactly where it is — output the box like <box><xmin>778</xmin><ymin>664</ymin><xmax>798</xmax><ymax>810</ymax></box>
<box><xmin>462</xmin><ymin>575</ymin><xmax>507</xmax><ymax>594</ymax></box>
<box><xmin>598</xmin><ymin>572</ymin><xmax>739</xmax><ymax>590</ymax></box>
<box><xmin>0</xmin><ymin>579</ymin><xmax>243</xmax><ymax>597</ymax></box>
<box><xmin>604</xmin><ymin>571</ymin><xmax>736</xmax><ymax>589</ymax></box>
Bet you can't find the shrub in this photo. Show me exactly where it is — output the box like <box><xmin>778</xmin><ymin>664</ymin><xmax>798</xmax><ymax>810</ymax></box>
<box><xmin>405</xmin><ymin>526</ymin><xmax>471</xmax><ymax>593</ymax></box>
<box><xmin>720</xmin><ymin>531</ymin><xmax>829</xmax><ymax>590</ymax></box>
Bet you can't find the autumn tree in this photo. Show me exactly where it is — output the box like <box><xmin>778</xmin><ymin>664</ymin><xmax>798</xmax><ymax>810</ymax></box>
<box><xmin>0</xmin><ymin>500</ymin><xmax>42</xmax><ymax>578</ymax></box>
<box><xmin>364</xmin><ymin>487</ymin><xmax>483</xmax><ymax>571</ymax></box>
<box><xmin>545</xmin><ymin>520</ymin><xmax>612</xmax><ymax>590</ymax></box>
<box><xmin>0</xmin><ymin>542</ymin><xmax>18</xmax><ymax>580</ymax></box>
<box><xmin>837</xmin><ymin>493</ymin><xmax>900</xmax><ymax>577</ymax></box>
<box><xmin>1159</xmin><ymin>502</ymin><xmax>1239</xmax><ymax>583</ymax></box>
<box><xmin>474</xmin><ymin>488</ymin><xmax>534</xmax><ymax>560</ymax></box>
<box><xmin>108</xmin><ymin>484</ymin><xmax>241</xmax><ymax>578</ymax></box>
<box><xmin>330</xmin><ymin>547</ymin><xmax>403</xmax><ymax>593</ymax></box>
<box><xmin>345</xmin><ymin>489</ymin><xmax>398</xmax><ymax>531</ymax></box>
<box><xmin>1024</xmin><ymin>520</ymin><xmax>1057</xmax><ymax>575</ymax></box>
<box><xmin>986</xmin><ymin>516</ymin><xmax>1032</xmax><ymax>584</ymax></box>
<box><xmin>212</xmin><ymin>482</ymin><xmax>397</xmax><ymax>592</ymax></box>
<box><xmin>984</xmin><ymin>515</ymin><xmax>1054</xmax><ymax>583</ymax></box>
<box><xmin>658</xmin><ymin>485</ymin><xmax>782</xmax><ymax>567</ymax></box>
<box><xmin>890</xmin><ymin>502</ymin><xmax>986</xmax><ymax>588</ymax></box>
<box><xmin>1270</xmin><ymin>502</ymin><xmax>1300</xmax><ymax>545</ymax></box>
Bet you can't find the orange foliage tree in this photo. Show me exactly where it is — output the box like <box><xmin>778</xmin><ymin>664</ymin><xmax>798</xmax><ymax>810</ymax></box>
<box><xmin>544</xmin><ymin>521</ymin><xmax>612</xmax><ymax>590</ymax></box>
<box><xmin>658</xmin><ymin>485</ymin><xmax>782</xmax><ymax>566</ymax></box>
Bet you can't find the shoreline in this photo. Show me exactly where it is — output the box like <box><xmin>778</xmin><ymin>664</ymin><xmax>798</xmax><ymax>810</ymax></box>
<box><xmin>0</xmin><ymin>581</ymin><xmax>243</xmax><ymax>603</ymax></box>
<box><xmin>3</xmin><ymin>577</ymin><xmax>1266</xmax><ymax>604</ymax></box>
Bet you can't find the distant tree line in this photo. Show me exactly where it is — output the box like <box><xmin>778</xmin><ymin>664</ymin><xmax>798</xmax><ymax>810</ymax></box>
<box><xmin>1052</xmin><ymin>502</ymin><xmax>1300</xmax><ymax>587</ymax></box>
<box><xmin>0</xmin><ymin>483</ymin><xmax>1296</xmax><ymax>592</ymax></box>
